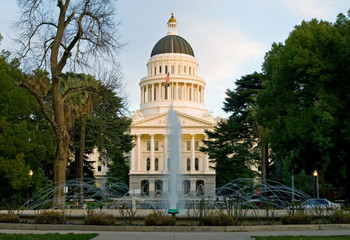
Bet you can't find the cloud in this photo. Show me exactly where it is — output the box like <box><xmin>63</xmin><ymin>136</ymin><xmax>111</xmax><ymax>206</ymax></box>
<box><xmin>188</xmin><ymin>21</ymin><xmax>266</xmax><ymax>90</ymax></box>
<box><xmin>282</xmin><ymin>0</ymin><xmax>333</xmax><ymax>19</ymax></box>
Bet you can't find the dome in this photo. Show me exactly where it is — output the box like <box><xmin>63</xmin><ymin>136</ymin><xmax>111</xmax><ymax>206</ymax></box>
<box><xmin>168</xmin><ymin>13</ymin><xmax>177</xmax><ymax>23</ymax></box>
<box><xmin>150</xmin><ymin>35</ymin><xmax>195</xmax><ymax>57</ymax></box>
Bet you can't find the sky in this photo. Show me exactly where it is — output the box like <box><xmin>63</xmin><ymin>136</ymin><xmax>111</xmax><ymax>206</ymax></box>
<box><xmin>0</xmin><ymin>0</ymin><xmax>349</xmax><ymax>118</ymax></box>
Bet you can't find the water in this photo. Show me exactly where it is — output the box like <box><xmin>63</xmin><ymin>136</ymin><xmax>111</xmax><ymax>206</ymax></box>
<box><xmin>166</xmin><ymin>106</ymin><xmax>183</xmax><ymax>211</ymax></box>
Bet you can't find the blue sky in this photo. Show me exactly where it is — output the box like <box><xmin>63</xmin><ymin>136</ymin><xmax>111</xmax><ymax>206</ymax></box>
<box><xmin>0</xmin><ymin>0</ymin><xmax>349</xmax><ymax>118</ymax></box>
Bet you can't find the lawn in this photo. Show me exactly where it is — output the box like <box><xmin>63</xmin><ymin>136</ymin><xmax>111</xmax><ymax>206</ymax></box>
<box><xmin>254</xmin><ymin>236</ymin><xmax>350</xmax><ymax>240</ymax></box>
<box><xmin>0</xmin><ymin>233</ymin><xmax>98</xmax><ymax>240</ymax></box>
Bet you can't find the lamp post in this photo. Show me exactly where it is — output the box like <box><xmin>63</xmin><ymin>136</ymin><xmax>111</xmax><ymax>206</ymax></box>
<box><xmin>313</xmin><ymin>170</ymin><xmax>319</xmax><ymax>198</ymax></box>
<box><xmin>28</xmin><ymin>170</ymin><xmax>33</xmax><ymax>207</ymax></box>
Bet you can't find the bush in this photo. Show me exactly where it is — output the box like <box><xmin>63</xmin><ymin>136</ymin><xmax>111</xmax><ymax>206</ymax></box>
<box><xmin>84</xmin><ymin>211</ymin><xmax>116</xmax><ymax>225</ymax></box>
<box><xmin>35</xmin><ymin>210</ymin><xmax>66</xmax><ymax>224</ymax></box>
<box><xmin>0</xmin><ymin>214</ymin><xmax>20</xmax><ymax>223</ymax></box>
<box><xmin>145</xmin><ymin>212</ymin><xmax>176</xmax><ymax>226</ymax></box>
<box><xmin>280</xmin><ymin>213</ymin><xmax>311</xmax><ymax>224</ymax></box>
<box><xmin>330</xmin><ymin>210</ymin><xmax>350</xmax><ymax>224</ymax></box>
<box><xmin>203</xmin><ymin>213</ymin><xmax>234</xmax><ymax>226</ymax></box>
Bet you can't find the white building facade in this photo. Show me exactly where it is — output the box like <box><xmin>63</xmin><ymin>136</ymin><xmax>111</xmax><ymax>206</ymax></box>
<box><xmin>128</xmin><ymin>14</ymin><xmax>218</xmax><ymax>197</ymax></box>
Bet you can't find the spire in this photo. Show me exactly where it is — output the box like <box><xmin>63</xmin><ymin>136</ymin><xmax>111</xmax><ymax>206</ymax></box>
<box><xmin>167</xmin><ymin>13</ymin><xmax>178</xmax><ymax>35</ymax></box>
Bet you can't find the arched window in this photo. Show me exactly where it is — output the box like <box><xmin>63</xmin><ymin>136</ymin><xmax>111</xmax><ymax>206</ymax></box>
<box><xmin>155</xmin><ymin>180</ymin><xmax>163</xmax><ymax>196</ymax></box>
<box><xmin>141</xmin><ymin>180</ymin><xmax>149</xmax><ymax>196</ymax></box>
<box><xmin>165</xmin><ymin>85</ymin><xmax>168</xmax><ymax>100</ymax></box>
<box><xmin>189</xmin><ymin>66</ymin><xmax>191</xmax><ymax>75</ymax></box>
<box><xmin>195</xmin><ymin>158</ymin><xmax>199</xmax><ymax>171</ymax></box>
<box><xmin>196</xmin><ymin>180</ymin><xmax>204</xmax><ymax>196</ymax></box>
<box><xmin>154</xmin><ymin>66</ymin><xmax>156</xmax><ymax>75</ymax></box>
<box><xmin>154</xmin><ymin>87</ymin><xmax>157</xmax><ymax>101</ymax></box>
<box><xmin>146</xmin><ymin>158</ymin><xmax>150</xmax><ymax>171</ymax></box>
<box><xmin>159</xmin><ymin>66</ymin><xmax>162</xmax><ymax>74</ymax></box>
<box><xmin>186</xmin><ymin>158</ymin><xmax>190</xmax><ymax>171</ymax></box>
<box><xmin>165</xmin><ymin>65</ymin><xmax>168</xmax><ymax>74</ymax></box>
<box><xmin>155</xmin><ymin>158</ymin><xmax>159</xmax><ymax>171</ymax></box>
<box><xmin>183</xmin><ymin>180</ymin><xmax>190</xmax><ymax>196</ymax></box>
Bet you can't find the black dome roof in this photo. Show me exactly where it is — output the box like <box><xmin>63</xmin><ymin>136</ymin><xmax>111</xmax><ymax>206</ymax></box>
<box><xmin>151</xmin><ymin>35</ymin><xmax>194</xmax><ymax>57</ymax></box>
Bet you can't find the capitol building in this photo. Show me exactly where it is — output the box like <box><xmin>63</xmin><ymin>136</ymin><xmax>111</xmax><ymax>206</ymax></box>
<box><xmin>93</xmin><ymin>14</ymin><xmax>219</xmax><ymax>197</ymax></box>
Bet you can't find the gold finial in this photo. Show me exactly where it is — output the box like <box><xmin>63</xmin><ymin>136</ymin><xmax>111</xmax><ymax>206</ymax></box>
<box><xmin>171</xmin><ymin>12</ymin><xmax>174</xmax><ymax>17</ymax></box>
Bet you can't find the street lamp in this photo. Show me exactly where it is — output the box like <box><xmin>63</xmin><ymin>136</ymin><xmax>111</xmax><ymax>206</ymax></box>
<box><xmin>313</xmin><ymin>170</ymin><xmax>319</xmax><ymax>198</ymax></box>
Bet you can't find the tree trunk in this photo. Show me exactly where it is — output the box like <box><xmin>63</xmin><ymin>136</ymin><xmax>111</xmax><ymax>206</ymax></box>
<box><xmin>261</xmin><ymin>141</ymin><xmax>268</xmax><ymax>182</ymax></box>
<box><xmin>52</xmin><ymin>77</ymin><xmax>69</xmax><ymax>207</ymax></box>
<box><xmin>76</xmin><ymin>116</ymin><xmax>87</xmax><ymax>205</ymax></box>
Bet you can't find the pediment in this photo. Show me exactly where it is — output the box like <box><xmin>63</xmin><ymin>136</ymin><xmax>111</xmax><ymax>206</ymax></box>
<box><xmin>131</xmin><ymin>112</ymin><xmax>216</xmax><ymax>128</ymax></box>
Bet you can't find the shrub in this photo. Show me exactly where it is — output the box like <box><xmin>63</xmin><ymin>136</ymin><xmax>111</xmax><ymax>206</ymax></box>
<box><xmin>203</xmin><ymin>213</ymin><xmax>234</xmax><ymax>226</ymax></box>
<box><xmin>280</xmin><ymin>213</ymin><xmax>311</xmax><ymax>224</ymax></box>
<box><xmin>84</xmin><ymin>211</ymin><xmax>116</xmax><ymax>225</ymax></box>
<box><xmin>0</xmin><ymin>214</ymin><xmax>20</xmax><ymax>223</ymax></box>
<box><xmin>330</xmin><ymin>210</ymin><xmax>350</xmax><ymax>224</ymax></box>
<box><xmin>35</xmin><ymin>210</ymin><xmax>66</xmax><ymax>224</ymax></box>
<box><xmin>145</xmin><ymin>212</ymin><xmax>176</xmax><ymax>226</ymax></box>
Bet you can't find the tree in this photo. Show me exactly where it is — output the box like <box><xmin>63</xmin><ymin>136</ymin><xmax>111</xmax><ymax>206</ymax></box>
<box><xmin>15</xmin><ymin>0</ymin><xmax>123</xmax><ymax>206</ymax></box>
<box><xmin>257</xmin><ymin>12</ymin><xmax>350</xmax><ymax>201</ymax></box>
<box><xmin>0</xmin><ymin>35</ymin><xmax>56</xmax><ymax>206</ymax></box>
<box><xmin>201</xmin><ymin>73</ymin><xmax>263</xmax><ymax>186</ymax></box>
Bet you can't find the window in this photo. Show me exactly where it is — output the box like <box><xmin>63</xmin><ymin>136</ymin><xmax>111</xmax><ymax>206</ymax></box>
<box><xmin>195</xmin><ymin>141</ymin><xmax>199</xmax><ymax>151</ymax></box>
<box><xmin>143</xmin><ymin>88</ymin><xmax>146</xmax><ymax>103</ymax></box>
<box><xmin>154</xmin><ymin>87</ymin><xmax>156</xmax><ymax>101</ymax></box>
<box><xmin>195</xmin><ymin>158</ymin><xmax>199</xmax><ymax>171</ymax></box>
<box><xmin>147</xmin><ymin>141</ymin><xmax>151</xmax><ymax>151</ymax></box>
<box><xmin>178</xmin><ymin>87</ymin><xmax>182</xmax><ymax>100</ymax></box>
<box><xmin>141</xmin><ymin>180</ymin><xmax>149</xmax><ymax>196</ymax></box>
<box><xmin>184</xmin><ymin>65</ymin><xmax>186</xmax><ymax>73</ymax></box>
<box><xmin>155</xmin><ymin>158</ymin><xmax>159</xmax><ymax>171</ymax></box>
<box><xmin>183</xmin><ymin>180</ymin><xmax>190</xmax><ymax>196</ymax></box>
<box><xmin>171</xmin><ymin>65</ymin><xmax>174</xmax><ymax>73</ymax></box>
<box><xmin>98</xmin><ymin>165</ymin><xmax>102</xmax><ymax>172</ymax></box>
<box><xmin>148</xmin><ymin>86</ymin><xmax>152</xmax><ymax>102</ymax></box>
<box><xmin>155</xmin><ymin>180</ymin><xmax>163</xmax><ymax>196</ymax></box>
<box><xmin>159</xmin><ymin>66</ymin><xmax>162</xmax><ymax>74</ymax></box>
<box><xmin>186</xmin><ymin>141</ymin><xmax>191</xmax><ymax>151</ymax></box>
<box><xmin>165</xmin><ymin>85</ymin><xmax>168</xmax><ymax>100</ymax></box>
<box><xmin>165</xmin><ymin>65</ymin><xmax>168</xmax><ymax>74</ymax></box>
<box><xmin>187</xmin><ymin>158</ymin><xmax>190</xmax><ymax>171</ymax></box>
<box><xmin>178</xmin><ymin>65</ymin><xmax>181</xmax><ymax>74</ymax></box>
<box><xmin>146</xmin><ymin>158</ymin><xmax>150</xmax><ymax>171</ymax></box>
<box><xmin>154</xmin><ymin>66</ymin><xmax>156</xmax><ymax>75</ymax></box>
<box><xmin>189</xmin><ymin>66</ymin><xmax>191</xmax><ymax>75</ymax></box>
<box><xmin>155</xmin><ymin>141</ymin><xmax>159</xmax><ymax>151</ymax></box>
<box><xmin>189</xmin><ymin>88</ymin><xmax>192</xmax><ymax>101</ymax></box>
<box><xmin>196</xmin><ymin>180</ymin><xmax>204</xmax><ymax>196</ymax></box>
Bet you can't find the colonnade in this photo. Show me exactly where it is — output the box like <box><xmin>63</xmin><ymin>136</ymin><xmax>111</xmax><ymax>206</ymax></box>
<box><xmin>129</xmin><ymin>133</ymin><xmax>210</xmax><ymax>173</ymax></box>
<box><xmin>140</xmin><ymin>82</ymin><xmax>204</xmax><ymax>104</ymax></box>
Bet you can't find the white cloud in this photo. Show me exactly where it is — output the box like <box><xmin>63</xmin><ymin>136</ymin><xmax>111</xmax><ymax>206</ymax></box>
<box><xmin>188</xmin><ymin>21</ymin><xmax>266</xmax><ymax>90</ymax></box>
<box><xmin>282</xmin><ymin>0</ymin><xmax>333</xmax><ymax>19</ymax></box>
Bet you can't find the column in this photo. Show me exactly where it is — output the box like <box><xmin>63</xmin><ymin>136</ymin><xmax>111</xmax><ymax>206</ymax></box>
<box><xmin>175</xmin><ymin>82</ymin><xmax>178</xmax><ymax>100</ymax></box>
<box><xmin>151</xmin><ymin>84</ymin><xmax>154</xmax><ymax>102</ymax></box>
<box><xmin>140</xmin><ymin>87</ymin><xmax>143</xmax><ymax>104</ymax></box>
<box><xmin>145</xmin><ymin>85</ymin><xmax>148</xmax><ymax>103</ymax></box>
<box><xmin>136</xmin><ymin>134</ymin><xmax>141</xmax><ymax>171</ymax></box>
<box><xmin>204</xmin><ymin>134</ymin><xmax>209</xmax><ymax>172</ymax></box>
<box><xmin>150</xmin><ymin>134</ymin><xmax>155</xmax><ymax>171</ymax></box>
<box><xmin>164</xmin><ymin>134</ymin><xmax>168</xmax><ymax>171</ymax></box>
<box><xmin>191</xmin><ymin>134</ymin><xmax>195</xmax><ymax>171</ymax></box>
<box><xmin>191</xmin><ymin>84</ymin><xmax>194</xmax><ymax>102</ymax></box>
<box><xmin>130</xmin><ymin>140</ymin><xmax>135</xmax><ymax>171</ymax></box>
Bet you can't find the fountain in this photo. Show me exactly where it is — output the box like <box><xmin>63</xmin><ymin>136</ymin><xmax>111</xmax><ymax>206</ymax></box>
<box><xmin>166</xmin><ymin>106</ymin><xmax>182</xmax><ymax>216</ymax></box>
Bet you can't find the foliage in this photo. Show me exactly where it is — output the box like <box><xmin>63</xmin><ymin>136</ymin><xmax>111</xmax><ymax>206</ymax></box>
<box><xmin>330</xmin><ymin>210</ymin><xmax>350</xmax><ymax>224</ymax></box>
<box><xmin>35</xmin><ymin>210</ymin><xmax>66</xmax><ymax>224</ymax></box>
<box><xmin>144</xmin><ymin>212</ymin><xmax>176</xmax><ymax>226</ymax></box>
<box><xmin>280</xmin><ymin>213</ymin><xmax>312</xmax><ymax>224</ymax></box>
<box><xmin>256</xmin><ymin>11</ymin><xmax>350</xmax><ymax>199</ymax></box>
<box><xmin>0</xmin><ymin>214</ymin><xmax>20</xmax><ymax>223</ymax></box>
<box><xmin>202</xmin><ymin>212</ymin><xmax>235</xmax><ymax>226</ymax></box>
<box><xmin>0</xmin><ymin>37</ymin><xmax>55</xmax><ymax>206</ymax></box>
<box><xmin>201</xmin><ymin>73</ymin><xmax>263</xmax><ymax>186</ymax></box>
<box><xmin>84</xmin><ymin>209</ymin><xmax>116</xmax><ymax>225</ymax></box>
<box><xmin>0</xmin><ymin>233</ymin><xmax>98</xmax><ymax>240</ymax></box>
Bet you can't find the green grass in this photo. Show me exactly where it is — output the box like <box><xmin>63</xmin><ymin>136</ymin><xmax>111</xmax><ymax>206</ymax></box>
<box><xmin>254</xmin><ymin>236</ymin><xmax>350</xmax><ymax>240</ymax></box>
<box><xmin>0</xmin><ymin>233</ymin><xmax>98</xmax><ymax>240</ymax></box>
